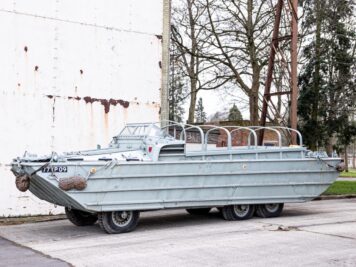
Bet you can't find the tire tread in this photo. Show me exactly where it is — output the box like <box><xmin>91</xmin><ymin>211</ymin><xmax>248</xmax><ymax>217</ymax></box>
<box><xmin>99</xmin><ymin>211</ymin><xmax>140</xmax><ymax>234</ymax></box>
<box><xmin>255</xmin><ymin>204</ymin><xmax>284</xmax><ymax>218</ymax></box>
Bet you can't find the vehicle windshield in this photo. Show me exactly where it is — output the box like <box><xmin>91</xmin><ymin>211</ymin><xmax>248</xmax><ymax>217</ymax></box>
<box><xmin>118</xmin><ymin>124</ymin><xmax>162</xmax><ymax>137</ymax></box>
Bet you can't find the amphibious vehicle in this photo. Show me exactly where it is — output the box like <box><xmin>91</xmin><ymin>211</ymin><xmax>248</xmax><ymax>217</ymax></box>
<box><xmin>11</xmin><ymin>121</ymin><xmax>343</xmax><ymax>234</ymax></box>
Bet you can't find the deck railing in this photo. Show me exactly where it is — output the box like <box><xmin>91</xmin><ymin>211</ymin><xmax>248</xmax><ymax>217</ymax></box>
<box><xmin>119</xmin><ymin>120</ymin><xmax>303</xmax><ymax>153</ymax></box>
<box><xmin>160</xmin><ymin>121</ymin><xmax>302</xmax><ymax>148</ymax></box>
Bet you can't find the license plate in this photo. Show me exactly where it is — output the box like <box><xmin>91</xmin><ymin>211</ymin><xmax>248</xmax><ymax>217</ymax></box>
<box><xmin>41</xmin><ymin>166</ymin><xmax>68</xmax><ymax>173</ymax></box>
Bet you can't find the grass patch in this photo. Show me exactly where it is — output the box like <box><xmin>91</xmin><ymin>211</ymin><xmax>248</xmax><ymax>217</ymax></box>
<box><xmin>323</xmin><ymin>181</ymin><xmax>356</xmax><ymax>195</ymax></box>
<box><xmin>339</xmin><ymin>169</ymin><xmax>356</xmax><ymax>178</ymax></box>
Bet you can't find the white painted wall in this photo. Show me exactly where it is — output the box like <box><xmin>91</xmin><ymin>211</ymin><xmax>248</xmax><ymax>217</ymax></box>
<box><xmin>0</xmin><ymin>0</ymin><xmax>164</xmax><ymax>216</ymax></box>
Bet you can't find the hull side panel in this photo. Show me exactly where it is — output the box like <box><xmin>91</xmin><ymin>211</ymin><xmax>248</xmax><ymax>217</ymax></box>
<box><xmin>27</xmin><ymin>158</ymin><xmax>339</xmax><ymax>212</ymax></box>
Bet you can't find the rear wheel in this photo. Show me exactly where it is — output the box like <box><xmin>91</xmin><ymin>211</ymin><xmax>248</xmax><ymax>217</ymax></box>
<box><xmin>98</xmin><ymin>211</ymin><xmax>140</xmax><ymax>234</ymax></box>
<box><xmin>221</xmin><ymin>204</ymin><xmax>254</xmax><ymax>221</ymax></box>
<box><xmin>255</xmin><ymin>203</ymin><xmax>284</xmax><ymax>218</ymax></box>
<box><xmin>65</xmin><ymin>207</ymin><xmax>98</xmax><ymax>226</ymax></box>
<box><xmin>186</xmin><ymin>208</ymin><xmax>211</xmax><ymax>215</ymax></box>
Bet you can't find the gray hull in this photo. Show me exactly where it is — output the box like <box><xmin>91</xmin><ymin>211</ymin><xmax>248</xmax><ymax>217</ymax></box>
<box><xmin>12</xmin><ymin>122</ymin><xmax>342</xmax><ymax>215</ymax></box>
<box><xmin>24</xmin><ymin>156</ymin><xmax>339</xmax><ymax>213</ymax></box>
<box><xmin>11</xmin><ymin>122</ymin><xmax>344</xmax><ymax>233</ymax></box>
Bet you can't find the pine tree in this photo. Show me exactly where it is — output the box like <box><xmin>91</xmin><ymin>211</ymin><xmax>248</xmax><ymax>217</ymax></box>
<box><xmin>228</xmin><ymin>104</ymin><xmax>243</xmax><ymax>121</ymax></box>
<box><xmin>195</xmin><ymin>97</ymin><xmax>207</xmax><ymax>123</ymax></box>
<box><xmin>298</xmin><ymin>0</ymin><xmax>356</xmax><ymax>153</ymax></box>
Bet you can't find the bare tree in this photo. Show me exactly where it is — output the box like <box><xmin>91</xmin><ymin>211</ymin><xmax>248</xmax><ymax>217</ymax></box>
<box><xmin>171</xmin><ymin>0</ymin><xmax>230</xmax><ymax>123</ymax></box>
<box><xmin>171</xmin><ymin>0</ymin><xmax>285</xmax><ymax>125</ymax></box>
<box><xmin>199</xmin><ymin>0</ymin><xmax>276</xmax><ymax>125</ymax></box>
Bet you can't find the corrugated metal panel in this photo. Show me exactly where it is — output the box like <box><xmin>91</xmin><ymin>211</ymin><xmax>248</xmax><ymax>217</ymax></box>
<box><xmin>0</xmin><ymin>0</ymin><xmax>163</xmax><ymax>216</ymax></box>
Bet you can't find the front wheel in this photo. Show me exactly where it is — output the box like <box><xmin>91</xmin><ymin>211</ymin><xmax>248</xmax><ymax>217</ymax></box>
<box><xmin>255</xmin><ymin>203</ymin><xmax>284</xmax><ymax>218</ymax></box>
<box><xmin>221</xmin><ymin>204</ymin><xmax>255</xmax><ymax>221</ymax></box>
<box><xmin>65</xmin><ymin>208</ymin><xmax>98</xmax><ymax>226</ymax></box>
<box><xmin>98</xmin><ymin>210</ymin><xmax>140</xmax><ymax>234</ymax></box>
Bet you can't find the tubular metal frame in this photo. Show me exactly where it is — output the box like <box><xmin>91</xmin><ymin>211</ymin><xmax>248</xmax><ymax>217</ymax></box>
<box><xmin>120</xmin><ymin>121</ymin><xmax>303</xmax><ymax>153</ymax></box>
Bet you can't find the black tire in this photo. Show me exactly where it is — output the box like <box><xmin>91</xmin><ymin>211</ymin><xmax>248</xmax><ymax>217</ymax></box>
<box><xmin>65</xmin><ymin>207</ymin><xmax>98</xmax><ymax>226</ymax></box>
<box><xmin>255</xmin><ymin>203</ymin><xmax>284</xmax><ymax>218</ymax></box>
<box><xmin>186</xmin><ymin>208</ymin><xmax>212</xmax><ymax>215</ymax></box>
<box><xmin>98</xmin><ymin>211</ymin><xmax>140</xmax><ymax>234</ymax></box>
<box><xmin>221</xmin><ymin>204</ymin><xmax>255</xmax><ymax>221</ymax></box>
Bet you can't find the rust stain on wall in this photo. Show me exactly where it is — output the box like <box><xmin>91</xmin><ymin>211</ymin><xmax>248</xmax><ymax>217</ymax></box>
<box><xmin>83</xmin><ymin>96</ymin><xmax>95</xmax><ymax>104</ymax></box>
<box><xmin>83</xmin><ymin>96</ymin><xmax>130</xmax><ymax>113</ymax></box>
<box><xmin>45</xmin><ymin>95</ymin><xmax>130</xmax><ymax>113</ymax></box>
<box><xmin>68</xmin><ymin>96</ymin><xmax>81</xmax><ymax>101</ymax></box>
<box><xmin>101</xmin><ymin>99</ymin><xmax>110</xmax><ymax>113</ymax></box>
<box><xmin>103</xmin><ymin>110</ymin><xmax>110</xmax><ymax>143</ymax></box>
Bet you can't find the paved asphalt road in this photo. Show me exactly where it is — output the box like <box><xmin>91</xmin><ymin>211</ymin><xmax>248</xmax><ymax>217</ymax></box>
<box><xmin>0</xmin><ymin>199</ymin><xmax>356</xmax><ymax>267</ymax></box>
<box><xmin>0</xmin><ymin>237</ymin><xmax>69</xmax><ymax>267</ymax></box>
<box><xmin>337</xmin><ymin>177</ymin><xmax>356</xmax><ymax>181</ymax></box>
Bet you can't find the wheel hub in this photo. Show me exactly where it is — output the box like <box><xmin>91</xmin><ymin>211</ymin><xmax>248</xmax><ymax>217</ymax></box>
<box><xmin>121</xmin><ymin>211</ymin><xmax>128</xmax><ymax>219</ymax></box>
<box><xmin>233</xmin><ymin>205</ymin><xmax>249</xmax><ymax>217</ymax></box>
<box><xmin>265</xmin><ymin>204</ymin><xmax>279</xmax><ymax>213</ymax></box>
<box><xmin>111</xmin><ymin>211</ymin><xmax>132</xmax><ymax>227</ymax></box>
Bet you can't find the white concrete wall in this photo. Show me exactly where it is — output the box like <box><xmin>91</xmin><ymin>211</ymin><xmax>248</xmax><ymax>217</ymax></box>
<box><xmin>0</xmin><ymin>0</ymin><xmax>163</xmax><ymax>216</ymax></box>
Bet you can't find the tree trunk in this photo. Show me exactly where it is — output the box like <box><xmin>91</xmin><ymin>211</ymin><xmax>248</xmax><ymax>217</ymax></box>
<box><xmin>246</xmin><ymin>0</ymin><xmax>260</xmax><ymax>126</ymax></box>
<box><xmin>353</xmin><ymin>142</ymin><xmax>355</xmax><ymax>169</ymax></box>
<box><xmin>249</xmin><ymin>69</ymin><xmax>260</xmax><ymax>125</ymax></box>
<box><xmin>186</xmin><ymin>0</ymin><xmax>198</xmax><ymax>124</ymax></box>
<box><xmin>249</xmin><ymin>87</ymin><xmax>259</xmax><ymax>125</ymax></box>
<box><xmin>325</xmin><ymin>138</ymin><xmax>333</xmax><ymax>157</ymax></box>
<box><xmin>188</xmin><ymin>79</ymin><xmax>197</xmax><ymax>123</ymax></box>
<box><xmin>344</xmin><ymin>145</ymin><xmax>349</xmax><ymax>172</ymax></box>
<box><xmin>310</xmin><ymin>0</ymin><xmax>322</xmax><ymax>151</ymax></box>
